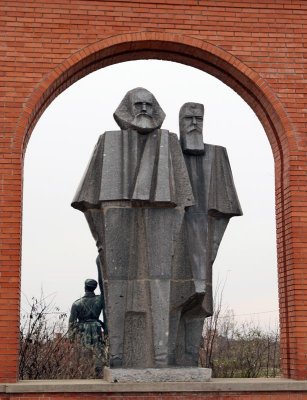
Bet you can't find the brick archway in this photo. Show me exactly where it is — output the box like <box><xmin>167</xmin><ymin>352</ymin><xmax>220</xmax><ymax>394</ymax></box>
<box><xmin>1</xmin><ymin>22</ymin><xmax>306</xmax><ymax>383</ymax></box>
<box><xmin>18</xmin><ymin>32</ymin><xmax>294</xmax><ymax>377</ymax></box>
<box><xmin>20</xmin><ymin>32</ymin><xmax>293</xmax><ymax>155</ymax></box>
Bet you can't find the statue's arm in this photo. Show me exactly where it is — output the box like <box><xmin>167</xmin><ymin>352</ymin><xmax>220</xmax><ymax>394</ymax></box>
<box><xmin>68</xmin><ymin>303</ymin><xmax>78</xmax><ymax>339</ymax></box>
<box><xmin>208</xmin><ymin>145</ymin><xmax>243</xmax><ymax>218</ymax></box>
<box><xmin>69</xmin><ymin>303</ymin><xmax>77</xmax><ymax>323</ymax></box>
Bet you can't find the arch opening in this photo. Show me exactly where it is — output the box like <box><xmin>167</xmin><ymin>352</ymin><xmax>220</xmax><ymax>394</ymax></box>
<box><xmin>19</xmin><ymin>33</ymin><xmax>293</xmax><ymax>378</ymax></box>
<box><xmin>22</xmin><ymin>59</ymin><xmax>279</xmax><ymax>377</ymax></box>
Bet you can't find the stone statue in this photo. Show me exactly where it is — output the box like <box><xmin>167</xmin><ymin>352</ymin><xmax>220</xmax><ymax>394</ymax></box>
<box><xmin>71</xmin><ymin>92</ymin><xmax>242</xmax><ymax>373</ymax></box>
<box><xmin>71</xmin><ymin>88</ymin><xmax>195</xmax><ymax>368</ymax></box>
<box><xmin>68</xmin><ymin>258</ymin><xmax>106</xmax><ymax>375</ymax></box>
<box><xmin>171</xmin><ymin>102</ymin><xmax>243</xmax><ymax>366</ymax></box>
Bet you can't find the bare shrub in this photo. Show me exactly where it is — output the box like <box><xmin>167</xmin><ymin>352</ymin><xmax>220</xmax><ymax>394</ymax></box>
<box><xmin>20</xmin><ymin>292</ymin><xmax>279</xmax><ymax>379</ymax></box>
<box><xmin>199</xmin><ymin>286</ymin><xmax>280</xmax><ymax>378</ymax></box>
<box><xmin>19</xmin><ymin>293</ymin><xmax>108</xmax><ymax>379</ymax></box>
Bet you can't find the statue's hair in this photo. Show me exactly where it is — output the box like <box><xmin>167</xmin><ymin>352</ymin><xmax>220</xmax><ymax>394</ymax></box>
<box><xmin>179</xmin><ymin>102</ymin><xmax>204</xmax><ymax>120</ymax></box>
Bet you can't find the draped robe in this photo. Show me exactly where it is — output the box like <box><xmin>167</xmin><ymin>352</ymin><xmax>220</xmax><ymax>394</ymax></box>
<box><xmin>72</xmin><ymin>127</ymin><xmax>242</xmax><ymax>368</ymax></box>
<box><xmin>170</xmin><ymin>143</ymin><xmax>243</xmax><ymax>366</ymax></box>
<box><xmin>72</xmin><ymin>128</ymin><xmax>194</xmax><ymax>368</ymax></box>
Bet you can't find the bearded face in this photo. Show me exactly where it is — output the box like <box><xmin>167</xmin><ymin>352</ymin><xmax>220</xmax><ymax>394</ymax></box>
<box><xmin>130</xmin><ymin>90</ymin><xmax>155</xmax><ymax>132</ymax></box>
<box><xmin>113</xmin><ymin>88</ymin><xmax>166</xmax><ymax>133</ymax></box>
<box><xmin>179</xmin><ymin>103</ymin><xmax>205</xmax><ymax>155</ymax></box>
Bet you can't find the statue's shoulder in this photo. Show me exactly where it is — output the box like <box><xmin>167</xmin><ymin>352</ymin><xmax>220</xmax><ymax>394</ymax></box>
<box><xmin>92</xmin><ymin>131</ymin><xmax>122</xmax><ymax>152</ymax></box>
<box><xmin>72</xmin><ymin>297</ymin><xmax>83</xmax><ymax>307</ymax></box>
<box><xmin>204</xmin><ymin>143</ymin><xmax>226</xmax><ymax>151</ymax></box>
<box><xmin>167</xmin><ymin>131</ymin><xmax>179</xmax><ymax>141</ymax></box>
<box><xmin>167</xmin><ymin>132</ymin><xmax>182</xmax><ymax>149</ymax></box>
<box><xmin>102</xmin><ymin>130</ymin><xmax>121</xmax><ymax>136</ymax></box>
<box><xmin>94</xmin><ymin>294</ymin><xmax>103</xmax><ymax>304</ymax></box>
<box><xmin>98</xmin><ymin>130</ymin><xmax>121</xmax><ymax>139</ymax></box>
<box><xmin>98</xmin><ymin>130</ymin><xmax>126</xmax><ymax>146</ymax></box>
<box><xmin>204</xmin><ymin>143</ymin><xmax>227</xmax><ymax>155</ymax></box>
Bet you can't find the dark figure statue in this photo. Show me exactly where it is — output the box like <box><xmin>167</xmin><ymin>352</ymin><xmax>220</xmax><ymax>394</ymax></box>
<box><xmin>171</xmin><ymin>102</ymin><xmax>243</xmax><ymax>366</ymax></box>
<box><xmin>72</xmin><ymin>88</ymin><xmax>194</xmax><ymax>368</ymax></box>
<box><xmin>69</xmin><ymin>257</ymin><xmax>106</xmax><ymax>375</ymax></box>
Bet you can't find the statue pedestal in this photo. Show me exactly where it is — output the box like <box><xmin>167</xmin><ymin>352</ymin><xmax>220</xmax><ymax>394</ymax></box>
<box><xmin>104</xmin><ymin>367</ymin><xmax>212</xmax><ymax>383</ymax></box>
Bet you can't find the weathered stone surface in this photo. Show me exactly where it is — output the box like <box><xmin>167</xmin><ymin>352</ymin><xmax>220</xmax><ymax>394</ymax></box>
<box><xmin>72</xmin><ymin>129</ymin><xmax>194</xmax><ymax>210</ymax></box>
<box><xmin>95</xmin><ymin>207</ymin><xmax>184</xmax><ymax>368</ymax></box>
<box><xmin>104</xmin><ymin>367</ymin><xmax>212</xmax><ymax>383</ymax></box>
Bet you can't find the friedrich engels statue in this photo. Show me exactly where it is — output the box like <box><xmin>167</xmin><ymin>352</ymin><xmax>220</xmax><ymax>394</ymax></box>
<box><xmin>170</xmin><ymin>102</ymin><xmax>243</xmax><ymax>366</ymax></box>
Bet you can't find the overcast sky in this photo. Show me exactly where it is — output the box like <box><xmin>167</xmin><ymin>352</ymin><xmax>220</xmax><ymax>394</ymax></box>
<box><xmin>21</xmin><ymin>60</ymin><xmax>278</xmax><ymax>329</ymax></box>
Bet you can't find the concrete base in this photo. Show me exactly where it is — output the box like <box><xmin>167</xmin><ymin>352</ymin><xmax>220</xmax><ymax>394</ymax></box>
<box><xmin>104</xmin><ymin>367</ymin><xmax>212</xmax><ymax>383</ymax></box>
<box><xmin>4</xmin><ymin>378</ymin><xmax>307</xmax><ymax>394</ymax></box>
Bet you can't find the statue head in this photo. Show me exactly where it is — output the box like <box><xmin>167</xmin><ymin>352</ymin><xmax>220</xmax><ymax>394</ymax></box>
<box><xmin>113</xmin><ymin>88</ymin><xmax>166</xmax><ymax>133</ymax></box>
<box><xmin>84</xmin><ymin>278</ymin><xmax>97</xmax><ymax>292</ymax></box>
<box><xmin>179</xmin><ymin>102</ymin><xmax>205</xmax><ymax>155</ymax></box>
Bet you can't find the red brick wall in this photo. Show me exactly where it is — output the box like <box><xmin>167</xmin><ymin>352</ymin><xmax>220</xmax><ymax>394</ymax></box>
<box><xmin>1</xmin><ymin>0</ymin><xmax>306</xmax><ymax>383</ymax></box>
<box><xmin>1</xmin><ymin>392</ymin><xmax>307</xmax><ymax>400</ymax></box>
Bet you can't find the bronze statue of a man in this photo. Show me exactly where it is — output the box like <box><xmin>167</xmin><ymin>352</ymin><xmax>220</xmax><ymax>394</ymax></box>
<box><xmin>68</xmin><ymin>258</ymin><xmax>106</xmax><ymax>376</ymax></box>
<box><xmin>69</xmin><ymin>279</ymin><xmax>104</xmax><ymax>343</ymax></box>
<box><xmin>72</xmin><ymin>88</ymin><xmax>194</xmax><ymax>368</ymax></box>
<box><xmin>170</xmin><ymin>102</ymin><xmax>242</xmax><ymax>366</ymax></box>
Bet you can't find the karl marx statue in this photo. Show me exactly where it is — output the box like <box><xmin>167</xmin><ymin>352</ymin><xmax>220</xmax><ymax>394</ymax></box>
<box><xmin>170</xmin><ymin>102</ymin><xmax>243</xmax><ymax>366</ymax></box>
<box><xmin>72</xmin><ymin>88</ymin><xmax>195</xmax><ymax>368</ymax></box>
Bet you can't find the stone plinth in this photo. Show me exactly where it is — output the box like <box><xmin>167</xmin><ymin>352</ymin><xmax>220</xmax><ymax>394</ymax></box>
<box><xmin>104</xmin><ymin>367</ymin><xmax>212</xmax><ymax>383</ymax></box>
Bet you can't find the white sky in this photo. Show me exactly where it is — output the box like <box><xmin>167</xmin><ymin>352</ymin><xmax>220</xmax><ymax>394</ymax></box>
<box><xmin>21</xmin><ymin>60</ymin><xmax>279</xmax><ymax>329</ymax></box>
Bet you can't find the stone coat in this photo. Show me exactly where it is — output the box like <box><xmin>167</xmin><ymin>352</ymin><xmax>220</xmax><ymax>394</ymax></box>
<box><xmin>72</xmin><ymin>129</ymin><xmax>194</xmax><ymax>210</ymax></box>
<box><xmin>72</xmin><ymin>128</ymin><xmax>195</xmax><ymax>368</ymax></box>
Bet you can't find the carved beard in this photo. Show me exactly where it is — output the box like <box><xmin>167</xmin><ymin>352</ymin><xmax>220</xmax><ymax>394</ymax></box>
<box><xmin>187</xmin><ymin>126</ymin><xmax>202</xmax><ymax>134</ymax></box>
<box><xmin>181</xmin><ymin>131</ymin><xmax>205</xmax><ymax>155</ymax></box>
<box><xmin>130</xmin><ymin>113</ymin><xmax>156</xmax><ymax>133</ymax></box>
